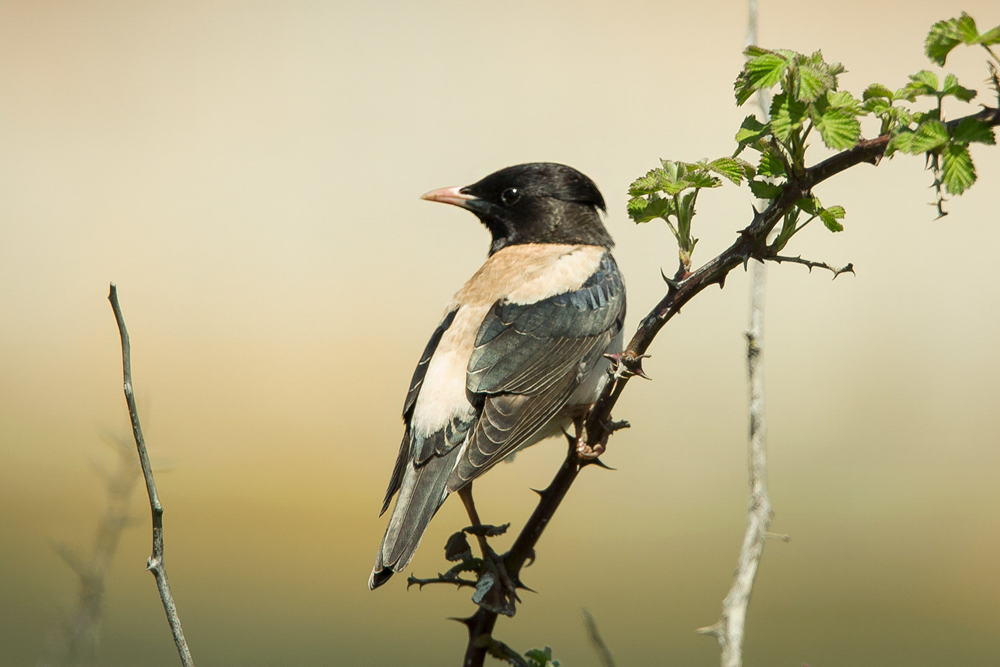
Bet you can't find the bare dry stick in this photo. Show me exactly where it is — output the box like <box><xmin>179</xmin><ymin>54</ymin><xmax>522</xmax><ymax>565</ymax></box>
<box><xmin>108</xmin><ymin>283</ymin><xmax>195</xmax><ymax>667</ymax></box>
<box><xmin>694</xmin><ymin>4</ymin><xmax>777</xmax><ymax>665</ymax></box>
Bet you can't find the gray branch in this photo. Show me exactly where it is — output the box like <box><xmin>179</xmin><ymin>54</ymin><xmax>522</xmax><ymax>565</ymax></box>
<box><xmin>696</xmin><ymin>4</ymin><xmax>777</xmax><ymax>665</ymax></box>
<box><xmin>108</xmin><ymin>284</ymin><xmax>195</xmax><ymax>667</ymax></box>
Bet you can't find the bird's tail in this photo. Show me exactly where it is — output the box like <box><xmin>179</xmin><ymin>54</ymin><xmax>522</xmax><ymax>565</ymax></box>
<box><xmin>368</xmin><ymin>446</ymin><xmax>462</xmax><ymax>589</ymax></box>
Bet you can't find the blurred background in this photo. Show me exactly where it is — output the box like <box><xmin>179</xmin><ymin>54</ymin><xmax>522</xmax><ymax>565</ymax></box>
<box><xmin>2</xmin><ymin>1</ymin><xmax>998</xmax><ymax>665</ymax></box>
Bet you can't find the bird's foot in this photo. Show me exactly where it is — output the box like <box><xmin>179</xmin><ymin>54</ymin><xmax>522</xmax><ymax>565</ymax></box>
<box><xmin>576</xmin><ymin>433</ymin><xmax>606</xmax><ymax>460</ymax></box>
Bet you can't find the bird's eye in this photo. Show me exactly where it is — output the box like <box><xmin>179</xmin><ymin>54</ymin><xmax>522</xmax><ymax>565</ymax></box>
<box><xmin>500</xmin><ymin>187</ymin><xmax>520</xmax><ymax>206</ymax></box>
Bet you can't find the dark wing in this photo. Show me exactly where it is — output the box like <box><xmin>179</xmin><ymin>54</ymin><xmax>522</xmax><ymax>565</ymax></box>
<box><xmin>447</xmin><ymin>253</ymin><xmax>625</xmax><ymax>490</ymax></box>
<box><xmin>379</xmin><ymin>308</ymin><xmax>457</xmax><ymax>515</ymax></box>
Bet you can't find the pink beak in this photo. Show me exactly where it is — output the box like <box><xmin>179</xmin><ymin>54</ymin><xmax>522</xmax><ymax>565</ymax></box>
<box><xmin>420</xmin><ymin>185</ymin><xmax>477</xmax><ymax>208</ymax></box>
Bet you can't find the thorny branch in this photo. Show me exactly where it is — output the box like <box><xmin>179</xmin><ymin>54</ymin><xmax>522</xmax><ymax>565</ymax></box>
<box><xmin>108</xmin><ymin>284</ymin><xmax>195</xmax><ymax>667</ymax></box>
<box><xmin>768</xmin><ymin>255</ymin><xmax>855</xmax><ymax>278</ymax></box>
<box><xmin>455</xmin><ymin>104</ymin><xmax>1000</xmax><ymax>666</ymax></box>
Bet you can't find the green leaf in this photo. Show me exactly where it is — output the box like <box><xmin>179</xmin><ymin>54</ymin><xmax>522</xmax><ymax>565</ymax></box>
<box><xmin>628</xmin><ymin>194</ymin><xmax>673</xmax><ymax>223</ymax></box>
<box><xmin>628</xmin><ymin>171</ymin><xmax>663</xmax><ymax>196</ymax></box>
<box><xmin>707</xmin><ymin>157</ymin><xmax>752</xmax><ymax>184</ymax></box>
<box><xmin>769</xmin><ymin>93</ymin><xmax>808</xmax><ymax>143</ymax></box>
<box><xmin>925</xmin><ymin>15</ymin><xmax>967</xmax><ymax>66</ymax></box>
<box><xmin>797</xmin><ymin>63</ymin><xmax>834</xmax><ymax>102</ymax></box>
<box><xmin>758</xmin><ymin>149</ymin><xmax>786</xmax><ymax>177</ymax></box>
<box><xmin>909</xmin><ymin>120</ymin><xmax>949</xmax><ymax>153</ymax></box>
<box><xmin>686</xmin><ymin>171</ymin><xmax>723</xmax><ymax>189</ymax></box>
<box><xmin>952</xmin><ymin>117</ymin><xmax>997</xmax><ymax>145</ymax></box>
<box><xmin>735</xmin><ymin>48</ymin><xmax>792</xmax><ymax>105</ymax></box>
<box><xmin>955</xmin><ymin>13</ymin><xmax>980</xmax><ymax>43</ymax></box>
<box><xmin>827</xmin><ymin>90</ymin><xmax>862</xmax><ymax>112</ymax></box>
<box><xmin>894</xmin><ymin>82</ymin><xmax>922</xmax><ymax>102</ymax></box>
<box><xmin>861</xmin><ymin>97</ymin><xmax>891</xmax><ymax>115</ymax></box>
<box><xmin>820</xmin><ymin>205</ymin><xmax>846</xmax><ymax>232</ymax></box>
<box><xmin>863</xmin><ymin>83</ymin><xmax>893</xmax><ymax>100</ymax></box>
<box><xmin>909</xmin><ymin>69</ymin><xmax>939</xmax><ymax>95</ymax></box>
<box><xmin>977</xmin><ymin>25</ymin><xmax>1000</xmax><ymax>46</ymax></box>
<box><xmin>941</xmin><ymin>143</ymin><xmax>976</xmax><ymax>194</ymax></box>
<box><xmin>734</xmin><ymin>115</ymin><xmax>771</xmax><ymax>156</ymax></box>
<box><xmin>749</xmin><ymin>179</ymin><xmax>783</xmax><ymax>200</ymax></box>
<box><xmin>812</xmin><ymin>94</ymin><xmax>861</xmax><ymax>150</ymax></box>
<box><xmin>941</xmin><ymin>73</ymin><xmax>977</xmax><ymax>102</ymax></box>
<box><xmin>888</xmin><ymin>130</ymin><xmax>915</xmax><ymax>155</ymax></box>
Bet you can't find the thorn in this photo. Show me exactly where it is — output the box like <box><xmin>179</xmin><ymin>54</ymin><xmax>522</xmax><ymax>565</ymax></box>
<box><xmin>583</xmin><ymin>457</ymin><xmax>616</xmax><ymax>471</ymax></box>
<box><xmin>448</xmin><ymin>615</ymin><xmax>477</xmax><ymax>629</ymax></box>
<box><xmin>513</xmin><ymin>577</ymin><xmax>536</xmax><ymax>594</ymax></box>
<box><xmin>717</xmin><ymin>273</ymin><xmax>727</xmax><ymax>289</ymax></box>
<box><xmin>529</xmin><ymin>487</ymin><xmax>544</xmax><ymax>497</ymax></box>
<box><xmin>660</xmin><ymin>268</ymin><xmax>681</xmax><ymax>290</ymax></box>
<box><xmin>751</xmin><ymin>202</ymin><xmax>760</xmax><ymax>215</ymax></box>
<box><xmin>765</xmin><ymin>532</ymin><xmax>791</xmax><ymax>542</ymax></box>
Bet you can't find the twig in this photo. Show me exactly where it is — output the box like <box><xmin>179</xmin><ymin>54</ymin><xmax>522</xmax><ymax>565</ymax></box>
<box><xmin>768</xmin><ymin>255</ymin><xmax>854</xmax><ymax>278</ymax></box>
<box><xmin>108</xmin><ymin>284</ymin><xmax>195</xmax><ymax>667</ymax></box>
<box><xmin>583</xmin><ymin>610</ymin><xmax>617</xmax><ymax>667</ymax></box>
<box><xmin>695</xmin><ymin>8</ymin><xmax>777</xmax><ymax>665</ymax></box>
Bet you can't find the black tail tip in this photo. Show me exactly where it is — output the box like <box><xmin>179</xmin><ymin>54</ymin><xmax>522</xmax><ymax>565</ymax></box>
<box><xmin>369</xmin><ymin>567</ymin><xmax>394</xmax><ymax>590</ymax></box>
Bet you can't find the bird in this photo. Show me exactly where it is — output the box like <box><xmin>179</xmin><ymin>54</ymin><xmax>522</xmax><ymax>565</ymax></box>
<box><xmin>369</xmin><ymin>162</ymin><xmax>626</xmax><ymax>590</ymax></box>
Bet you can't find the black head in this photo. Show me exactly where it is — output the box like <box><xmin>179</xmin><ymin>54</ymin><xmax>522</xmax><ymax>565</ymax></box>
<box><xmin>422</xmin><ymin>162</ymin><xmax>613</xmax><ymax>255</ymax></box>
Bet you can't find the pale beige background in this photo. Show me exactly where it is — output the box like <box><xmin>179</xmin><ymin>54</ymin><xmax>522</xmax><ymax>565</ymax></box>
<box><xmin>2</xmin><ymin>1</ymin><xmax>998</xmax><ymax>665</ymax></box>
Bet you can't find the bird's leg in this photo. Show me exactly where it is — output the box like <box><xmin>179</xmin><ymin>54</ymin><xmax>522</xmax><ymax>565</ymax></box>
<box><xmin>457</xmin><ymin>484</ymin><xmax>489</xmax><ymax>554</ymax></box>
<box><xmin>457</xmin><ymin>485</ymin><xmax>520</xmax><ymax>606</ymax></box>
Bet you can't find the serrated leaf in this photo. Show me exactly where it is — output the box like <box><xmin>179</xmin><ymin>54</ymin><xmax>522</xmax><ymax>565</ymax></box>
<box><xmin>628</xmin><ymin>195</ymin><xmax>673</xmax><ymax>224</ymax></box>
<box><xmin>813</xmin><ymin>105</ymin><xmax>861</xmax><ymax>150</ymax></box>
<box><xmin>909</xmin><ymin>69</ymin><xmax>939</xmax><ymax>94</ymax></box>
<box><xmin>861</xmin><ymin>97</ymin><xmax>891</xmax><ymax>115</ymax></box>
<box><xmin>952</xmin><ymin>117</ymin><xmax>997</xmax><ymax>145</ymax></box>
<box><xmin>734</xmin><ymin>115</ymin><xmax>771</xmax><ymax>156</ymax></box>
<box><xmin>797</xmin><ymin>63</ymin><xmax>834</xmax><ymax>103</ymax></box>
<box><xmin>758</xmin><ymin>149</ymin><xmax>786</xmax><ymax>177</ymax></box>
<box><xmin>749</xmin><ymin>179</ymin><xmax>783</xmax><ymax>200</ymax></box>
<box><xmin>885</xmin><ymin>130</ymin><xmax>914</xmax><ymax>155</ymax></box>
<box><xmin>827</xmin><ymin>90</ymin><xmax>862</xmax><ymax>112</ymax></box>
<box><xmin>707</xmin><ymin>157</ymin><xmax>750</xmax><ymax>184</ymax></box>
<box><xmin>941</xmin><ymin>143</ymin><xmax>976</xmax><ymax>194</ymax></box>
<box><xmin>941</xmin><ymin>73</ymin><xmax>977</xmax><ymax>102</ymax></box>
<box><xmin>894</xmin><ymin>82</ymin><xmax>922</xmax><ymax>102</ymax></box>
<box><xmin>820</xmin><ymin>205</ymin><xmax>846</xmax><ymax>232</ymax></box>
<box><xmin>888</xmin><ymin>130</ymin><xmax>915</xmax><ymax>155</ymax></box>
<box><xmin>863</xmin><ymin>83</ymin><xmax>893</xmax><ymax>100</ymax></box>
<box><xmin>628</xmin><ymin>171</ymin><xmax>663</xmax><ymax>196</ymax></box>
<box><xmin>909</xmin><ymin>120</ymin><xmax>949</xmax><ymax>153</ymax></box>
<box><xmin>686</xmin><ymin>171</ymin><xmax>723</xmax><ymax>189</ymax></box>
<box><xmin>977</xmin><ymin>25</ymin><xmax>1000</xmax><ymax>46</ymax></box>
<box><xmin>769</xmin><ymin>93</ymin><xmax>808</xmax><ymax>143</ymax></box>
<box><xmin>925</xmin><ymin>17</ymin><xmax>965</xmax><ymax>66</ymax></box>
<box><xmin>735</xmin><ymin>49</ymin><xmax>792</xmax><ymax>105</ymax></box>
<box><xmin>955</xmin><ymin>13</ymin><xmax>980</xmax><ymax>43</ymax></box>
